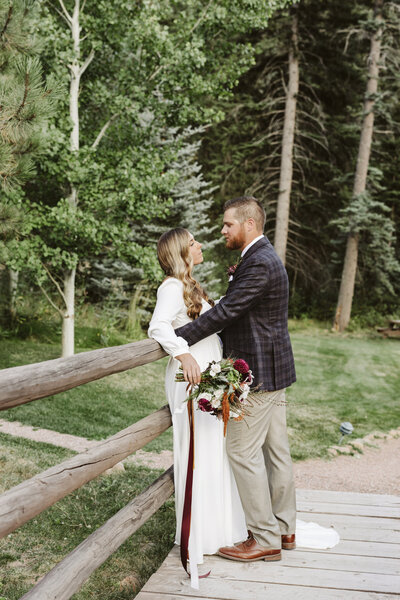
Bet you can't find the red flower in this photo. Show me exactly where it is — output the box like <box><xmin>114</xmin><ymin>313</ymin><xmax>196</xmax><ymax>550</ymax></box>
<box><xmin>198</xmin><ymin>398</ymin><xmax>213</xmax><ymax>412</ymax></box>
<box><xmin>227</xmin><ymin>264</ymin><xmax>238</xmax><ymax>277</ymax></box>
<box><xmin>227</xmin><ymin>257</ymin><xmax>243</xmax><ymax>278</ymax></box>
<box><xmin>233</xmin><ymin>359</ymin><xmax>250</xmax><ymax>374</ymax></box>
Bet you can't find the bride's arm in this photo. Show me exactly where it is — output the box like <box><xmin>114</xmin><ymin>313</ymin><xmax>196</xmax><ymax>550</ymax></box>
<box><xmin>148</xmin><ymin>279</ymin><xmax>189</xmax><ymax>357</ymax></box>
<box><xmin>148</xmin><ymin>279</ymin><xmax>201</xmax><ymax>383</ymax></box>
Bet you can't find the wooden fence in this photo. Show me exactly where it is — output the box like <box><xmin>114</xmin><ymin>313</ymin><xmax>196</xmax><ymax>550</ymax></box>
<box><xmin>0</xmin><ymin>339</ymin><xmax>174</xmax><ymax>600</ymax></box>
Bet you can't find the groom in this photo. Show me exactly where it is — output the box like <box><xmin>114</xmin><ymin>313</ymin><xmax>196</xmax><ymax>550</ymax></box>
<box><xmin>175</xmin><ymin>196</ymin><xmax>296</xmax><ymax>561</ymax></box>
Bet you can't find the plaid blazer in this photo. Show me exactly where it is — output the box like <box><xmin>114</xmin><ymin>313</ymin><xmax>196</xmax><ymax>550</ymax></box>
<box><xmin>175</xmin><ymin>236</ymin><xmax>296</xmax><ymax>391</ymax></box>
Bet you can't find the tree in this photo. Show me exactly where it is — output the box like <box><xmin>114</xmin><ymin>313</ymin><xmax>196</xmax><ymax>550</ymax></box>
<box><xmin>0</xmin><ymin>0</ymin><xmax>58</xmax><ymax>322</ymax></box>
<box><xmin>8</xmin><ymin>0</ymin><xmax>291</xmax><ymax>356</ymax></box>
<box><xmin>274</xmin><ymin>6</ymin><xmax>299</xmax><ymax>264</ymax></box>
<box><xmin>0</xmin><ymin>0</ymin><xmax>57</xmax><ymax>188</ymax></box>
<box><xmin>333</xmin><ymin>0</ymin><xmax>384</xmax><ymax>331</ymax></box>
<box><xmin>199</xmin><ymin>0</ymin><xmax>330</xmax><ymax>293</ymax></box>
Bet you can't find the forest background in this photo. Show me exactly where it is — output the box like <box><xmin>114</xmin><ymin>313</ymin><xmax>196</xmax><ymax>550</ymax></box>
<box><xmin>1</xmin><ymin>1</ymin><xmax>400</xmax><ymax>598</ymax></box>
<box><xmin>0</xmin><ymin>0</ymin><xmax>399</xmax><ymax>355</ymax></box>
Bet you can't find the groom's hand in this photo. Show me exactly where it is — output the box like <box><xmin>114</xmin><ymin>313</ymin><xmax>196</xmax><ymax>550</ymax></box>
<box><xmin>176</xmin><ymin>353</ymin><xmax>201</xmax><ymax>385</ymax></box>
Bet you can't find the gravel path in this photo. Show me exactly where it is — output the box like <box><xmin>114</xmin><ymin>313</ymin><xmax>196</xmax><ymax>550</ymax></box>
<box><xmin>1</xmin><ymin>418</ymin><xmax>399</xmax><ymax>495</ymax></box>
<box><xmin>293</xmin><ymin>436</ymin><xmax>400</xmax><ymax>495</ymax></box>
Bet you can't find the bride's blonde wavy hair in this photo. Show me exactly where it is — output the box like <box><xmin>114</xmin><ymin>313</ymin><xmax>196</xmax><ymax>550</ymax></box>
<box><xmin>157</xmin><ymin>228</ymin><xmax>214</xmax><ymax>320</ymax></box>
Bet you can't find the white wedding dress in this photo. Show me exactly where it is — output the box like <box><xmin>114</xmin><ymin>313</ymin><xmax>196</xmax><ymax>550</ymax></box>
<box><xmin>148</xmin><ymin>278</ymin><xmax>248</xmax><ymax>570</ymax></box>
<box><xmin>148</xmin><ymin>277</ymin><xmax>339</xmax><ymax>583</ymax></box>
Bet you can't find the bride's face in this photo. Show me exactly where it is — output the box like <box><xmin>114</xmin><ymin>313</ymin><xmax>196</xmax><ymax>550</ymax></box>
<box><xmin>188</xmin><ymin>233</ymin><xmax>203</xmax><ymax>265</ymax></box>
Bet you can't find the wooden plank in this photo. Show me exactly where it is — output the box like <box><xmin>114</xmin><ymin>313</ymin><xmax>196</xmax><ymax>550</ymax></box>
<box><xmin>296</xmin><ymin>522</ymin><xmax>398</xmax><ymax>544</ymax></box>
<box><xmin>21</xmin><ymin>467</ymin><xmax>174</xmax><ymax>600</ymax></box>
<box><xmin>0</xmin><ymin>338</ymin><xmax>167</xmax><ymax>410</ymax></box>
<box><xmin>297</xmin><ymin>539</ymin><xmax>400</xmax><ymax>559</ymax></box>
<box><xmin>296</xmin><ymin>511</ymin><xmax>400</xmax><ymax>531</ymax></box>
<box><xmin>297</xmin><ymin>500</ymin><xmax>400</xmax><ymax>519</ymax></box>
<box><xmin>0</xmin><ymin>405</ymin><xmax>172</xmax><ymax>538</ymax></box>
<box><xmin>137</xmin><ymin>585</ymin><xmax>396</xmax><ymax>600</ymax></box>
<box><xmin>143</xmin><ymin>560</ymin><xmax>400</xmax><ymax>594</ymax></box>
<box><xmin>164</xmin><ymin>549</ymin><xmax>400</xmax><ymax>576</ymax></box>
<box><xmin>137</xmin><ymin>594</ymin><xmax>218</xmax><ymax>600</ymax></box>
<box><xmin>137</xmin><ymin>490</ymin><xmax>400</xmax><ymax>600</ymax></box>
<box><xmin>296</xmin><ymin>489</ymin><xmax>400</xmax><ymax>508</ymax></box>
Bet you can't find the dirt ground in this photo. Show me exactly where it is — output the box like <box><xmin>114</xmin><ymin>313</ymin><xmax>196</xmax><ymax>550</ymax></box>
<box><xmin>293</xmin><ymin>436</ymin><xmax>400</xmax><ymax>495</ymax></box>
<box><xmin>0</xmin><ymin>419</ymin><xmax>399</xmax><ymax>495</ymax></box>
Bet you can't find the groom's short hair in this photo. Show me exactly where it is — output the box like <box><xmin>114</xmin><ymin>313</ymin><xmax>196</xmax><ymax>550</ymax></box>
<box><xmin>224</xmin><ymin>196</ymin><xmax>266</xmax><ymax>232</ymax></box>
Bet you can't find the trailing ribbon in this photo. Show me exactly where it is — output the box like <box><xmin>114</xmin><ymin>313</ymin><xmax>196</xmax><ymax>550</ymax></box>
<box><xmin>180</xmin><ymin>394</ymin><xmax>211</xmax><ymax>587</ymax></box>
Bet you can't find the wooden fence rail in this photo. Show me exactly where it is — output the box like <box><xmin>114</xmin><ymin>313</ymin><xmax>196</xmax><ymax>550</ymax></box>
<box><xmin>0</xmin><ymin>338</ymin><xmax>166</xmax><ymax>410</ymax></box>
<box><xmin>0</xmin><ymin>405</ymin><xmax>172</xmax><ymax>538</ymax></box>
<box><xmin>21</xmin><ymin>466</ymin><xmax>174</xmax><ymax>600</ymax></box>
<box><xmin>0</xmin><ymin>338</ymin><xmax>174</xmax><ymax>599</ymax></box>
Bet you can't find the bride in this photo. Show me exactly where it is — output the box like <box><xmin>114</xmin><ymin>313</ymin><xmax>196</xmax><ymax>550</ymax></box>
<box><xmin>148</xmin><ymin>227</ymin><xmax>339</xmax><ymax>583</ymax></box>
<box><xmin>148</xmin><ymin>228</ymin><xmax>248</xmax><ymax>576</ymax></box>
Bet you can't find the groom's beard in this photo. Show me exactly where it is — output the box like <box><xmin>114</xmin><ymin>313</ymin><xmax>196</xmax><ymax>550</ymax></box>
<box><xmin>224</xmin><ymin>227</ymin><xmax>246</xmax><ymax>250</ymax></box>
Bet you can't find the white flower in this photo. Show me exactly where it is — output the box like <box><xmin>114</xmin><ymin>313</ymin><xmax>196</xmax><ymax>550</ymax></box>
<box><xmin>208</xmin><ymin>388</ymin><xmax>224</xmax><ymax>408</ymax></box>
<box><xmin>198</xmin><ymin>392</ymin><xmax>213</xmax><ymax>403</ymax></box>
<box><xmin>238</xmin><ymin>383</ymin><xmax>250</xmax><ymax>403</ymax></box>
<box><xmin>209</xmin><ymin>362</ymin><xmax>222</xmax><ymax>377</ymax></box>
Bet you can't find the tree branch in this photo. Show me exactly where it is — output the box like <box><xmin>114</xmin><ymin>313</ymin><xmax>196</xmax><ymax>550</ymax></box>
<box><xmin>0</xmin><ymin>5</ymin><xmax>13</xmax><ymax>39</ymax></box>
<box><xmin>53</xmin><ymin>4</ymin><xmax>72</xmax><ymax>27</ymax></box>
<box><xmin>42</xmin><ymin>262</ymin><xmax>68</xmax><ymax>306</ymax></box>
<box><xmin>79</xmin><ymin>49</ymin><xmax>95</xmax><ymax>77</ymax></box>
<box><xmin>14</xmin><ymin>72</ymin><xmax>30</xmax><ymax>119</ymax></box>
<box><xmin>58</xmin><ymin>0</ymin><xmax>72</xmax><ymax>24</ymax></box>
<box><xmin>91</xmin><ymin>113</ymin><xmax>119</xmax><ymax>149</ymax></box>
<box><xmin>189</xmin><ymin>0</ymin><xmax>214</xmax><ymax>35</ymax></box>
<box><xmin>148</xmin><ymin>64</ymin><xmax>164</xmax><ymax>82</ymax></box>
<box><xmin>38</xmin><ymin>283</ymin><xmax>64</xmax><ymax>317</ymax></box>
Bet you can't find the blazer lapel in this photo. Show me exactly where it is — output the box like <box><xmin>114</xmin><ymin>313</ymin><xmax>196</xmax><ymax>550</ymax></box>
<box><xmin>234</xmin><ymin>236</ymin><xmax>270</xmax><ymax>273</ymax></box>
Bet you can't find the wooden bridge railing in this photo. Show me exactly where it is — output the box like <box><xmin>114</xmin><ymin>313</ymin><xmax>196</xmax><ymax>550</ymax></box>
<box><xmin>0</xmin><ymin>339</ymin><xmax>174</xmax><ymax>600</ymax></box>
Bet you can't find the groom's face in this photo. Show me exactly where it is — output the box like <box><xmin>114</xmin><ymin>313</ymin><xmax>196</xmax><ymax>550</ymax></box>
<box><xmin>221</xmin><ymin>208</ymin><xmax>247</xmax><ymax>250</ymax></box>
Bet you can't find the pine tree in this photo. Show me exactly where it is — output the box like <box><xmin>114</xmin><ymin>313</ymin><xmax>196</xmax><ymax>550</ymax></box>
<box><xmin>0</xmin><ymin>0</ymin><xmax>56</xmax><ymax>189</ymax></box>
<box><xmin>0</xmin><ymin>0</ymin><xmax>57</xmax><ymax>322</ymax></box>
<box><xmin>332</xmin><ymin>0</ymin><xmax>400</xmax><ymax>330</ymax></box>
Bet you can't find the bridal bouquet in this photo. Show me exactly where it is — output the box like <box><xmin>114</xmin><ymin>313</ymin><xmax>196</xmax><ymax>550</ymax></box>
<box><xmin>175</xmin><ymin>358</ymin><xmax>253</xmax><ymax>435</ymax></box>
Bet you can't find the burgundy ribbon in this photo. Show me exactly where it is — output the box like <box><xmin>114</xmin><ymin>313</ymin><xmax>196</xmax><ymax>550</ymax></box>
<box><xmin>180</xmin><ymin>396</ymin><xmax>211</xmax><ymax>582</ymax></box>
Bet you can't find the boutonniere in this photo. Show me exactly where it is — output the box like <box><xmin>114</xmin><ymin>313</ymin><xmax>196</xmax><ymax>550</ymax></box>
<box><xmin>227</xmin><ymin>256</ymin><xmax>243</xmax><ymax>278</ymax></box>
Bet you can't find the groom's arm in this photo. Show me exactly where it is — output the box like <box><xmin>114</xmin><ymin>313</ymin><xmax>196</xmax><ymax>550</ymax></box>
<box><xmin>175</xmin><ymin>259</ymin><xmax>269</xmax><ymax>346</ymax></box>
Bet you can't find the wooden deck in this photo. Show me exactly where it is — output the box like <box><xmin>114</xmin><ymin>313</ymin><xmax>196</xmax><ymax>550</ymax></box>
<box><xmin>136</xmin><ymin>489</ymin><xmax>400</xmax><ymax>600</ymax></box>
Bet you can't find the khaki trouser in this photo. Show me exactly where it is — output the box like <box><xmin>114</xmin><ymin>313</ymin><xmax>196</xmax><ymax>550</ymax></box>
<box><xmin>226</xmin><ymin>389</ymin><xmax>296</xmax><ymax>548</ymax></box>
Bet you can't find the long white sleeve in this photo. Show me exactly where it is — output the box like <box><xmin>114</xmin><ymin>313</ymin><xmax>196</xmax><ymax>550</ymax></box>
<box><xmin>148</xmin><ymin>278</ymin><xmax>190</xmax><ymax>357</ymax></box>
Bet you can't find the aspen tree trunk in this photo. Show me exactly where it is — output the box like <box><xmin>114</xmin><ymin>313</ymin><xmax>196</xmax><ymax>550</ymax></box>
<box><xmin>333</xmin><ymin>0</ymin><xmax>383</xmax><ymax>332</ymax></box>
<box><xmin>8</xmin><ymin>268</ymin><xmax>18</xmax><ymax>320</ymax></box>
<box><xmin>274</xmin><ymin>9</ymin><xmax>299</xmax><ymax>265</ymax></box>
<box><xmin>60</xmin><ymin>0</ymin><xmax>93</xmax><ymax>357</ymax></box>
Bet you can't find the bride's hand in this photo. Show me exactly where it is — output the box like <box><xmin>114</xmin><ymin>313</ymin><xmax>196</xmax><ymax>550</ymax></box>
<box><xmin>176</xmin><ymin>353</ymin><xmax>201</xmax><ymax>385</ymax></box>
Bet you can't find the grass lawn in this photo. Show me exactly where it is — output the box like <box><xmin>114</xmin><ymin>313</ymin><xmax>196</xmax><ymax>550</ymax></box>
<box><xmin>0</xmin><ymin>325</ymin><xmax>399</xmax><ymax>598</ymax></box>
<box><xmin>0</xmin><ymin>339</ymin><xmax>172</xmax><ymax>453</ymax></box>
<box><xmin>286</xmin><ymin>326</ymin><xmax>400</xmax><ymax>459</ymax></box>
<box><xmin>0</xmin><ymin>434</ymin><xmax>175</xmax><ymax>600</ymax></box>
<box><xmin>1</xmin><ymin>326</ymin><xmax>399</xmax><ymax>460</ymax></box>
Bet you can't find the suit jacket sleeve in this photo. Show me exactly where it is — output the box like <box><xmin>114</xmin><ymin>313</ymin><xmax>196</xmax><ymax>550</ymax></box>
<box><xmin>175</xmin><ymin>259</ymin><xmax>269</xmax><ymax>346</ymax></box>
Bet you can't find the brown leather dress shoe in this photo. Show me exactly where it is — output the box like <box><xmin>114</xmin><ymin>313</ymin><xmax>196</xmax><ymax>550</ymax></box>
<box><xmin>281</xmin><ymin>534</ymin><xmax>296</xmax><ymax>549</ymax></box>
<box><xmin>218</xmin><ymin>534</ymin><xmax>281</xmax><ymax>562</ymax></box>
